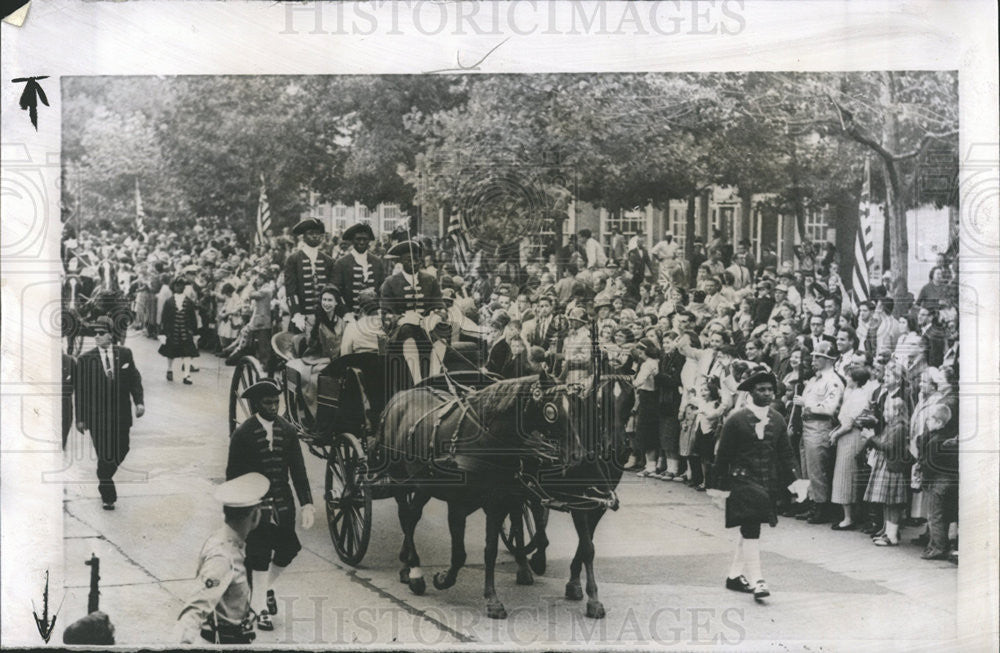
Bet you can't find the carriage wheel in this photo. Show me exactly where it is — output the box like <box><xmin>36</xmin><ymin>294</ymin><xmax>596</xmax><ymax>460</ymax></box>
<box><xmin>229</xmin><ymin>356</ymin><xmax>264</xmax><ymax>435</ymax></box>
<box><xmin>325</xmin><ymin>432</ymin><xmax>372</xmax><ymax>566</ymax></box>
<box><xmin>501</xmin><ymin>503</ymin><xmax>547</xmax><ymax>555</ymax></box>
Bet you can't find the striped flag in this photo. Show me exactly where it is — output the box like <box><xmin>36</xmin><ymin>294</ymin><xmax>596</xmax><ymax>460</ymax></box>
<box><xmin>851</xmin><ymin>156</ymin><xmax>875</xmax><ymax>309</ymax></box>
<box><xmin>134</xmin><ymin>178</ymin><xmax>146</xmax><ymax>236</ymax></box>
<box><xmin>447</xmin><ymin>209</ymin><xmax>471</xmax><ymax>275</ymax></box>
<box><xmin>255</xmin><ymin>174</ymin><xmax>271</xmax><ymax>248</ymax></box>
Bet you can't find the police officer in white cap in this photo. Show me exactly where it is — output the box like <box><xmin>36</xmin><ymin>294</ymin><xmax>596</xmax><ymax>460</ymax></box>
<box><xmin>174</xmin><ymin>473</ymin><xmax>270</xmax><ymax>644</ymax></box>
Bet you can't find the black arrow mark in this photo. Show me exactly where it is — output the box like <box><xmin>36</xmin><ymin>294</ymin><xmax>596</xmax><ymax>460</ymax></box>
<box><xmin>12</xmin><ymin>75</ymin><xmax>49</xmax><ymax>130</ymax></box>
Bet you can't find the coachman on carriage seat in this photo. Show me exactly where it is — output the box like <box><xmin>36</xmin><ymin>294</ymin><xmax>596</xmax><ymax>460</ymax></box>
<box><xmin>380</xmin><ymin>240</ymin><xmax>449</xmax><ymax>391</ymax></box>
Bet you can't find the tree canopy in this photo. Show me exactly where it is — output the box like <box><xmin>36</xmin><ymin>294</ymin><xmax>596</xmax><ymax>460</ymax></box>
<box><xmin>62</xmin><ymin>71</ymin><xmax>957</xmax><ymax>289</ymax></box>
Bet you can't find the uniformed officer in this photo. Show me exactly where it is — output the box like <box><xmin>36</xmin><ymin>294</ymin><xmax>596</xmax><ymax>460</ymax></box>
<box><xmin>226</xmin><ymin>381</ymin><xmax>314</xmax><ymax>631</ymax></box>
<box><xmin>379</xmin><ymin>240</ymin><xmax>447</xmax><ymax>388</ymax></box>
<box><xmin>792</xmin><ymin>339</ymin><xmax>845</xmax><ymax>524</ymax></box>
<box><xmin>331</xmin><ymin>223</ymin><xmax>385</xmax><ymax>320</ymax></box>
<box><xmin>284</xmin><ymin>218</ymin><xmax>335</xmax><ymax>333</ymax></box>
<box><xmin>174</xmin><ymin>473</ymin><xmax>270</xmax><ymax>644</ymax></box>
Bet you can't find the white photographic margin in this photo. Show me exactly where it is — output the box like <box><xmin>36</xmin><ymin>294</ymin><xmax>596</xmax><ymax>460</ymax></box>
<box><xmin>2</xmin><ymin>0</ymin><xmax>997</xmax><ymax>649</ymax></box>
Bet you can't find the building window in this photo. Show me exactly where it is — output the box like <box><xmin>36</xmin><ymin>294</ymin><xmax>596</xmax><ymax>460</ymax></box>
<box><xmin>603</xmin><ymin>209</ymin><xmax>646</xmax><ymax>248</ymax></box>
<box><xmin>382</xmin><ymin>204</ymin><xmax>401</xmax><ymax>220</ymax></box>
<box><xmin>668</xmin><ymin>205</ymin><xmax>687</xmax><ymax>249</ymax></box>
<box><xmin>803</xmin><ymin>206</ymin><xmax>827</xmax><ymax>242</ymax></box>
<box><xmin>333</xmin><ymin>204</ymin><xmax>348</xmax><ymax>218</ymax></box>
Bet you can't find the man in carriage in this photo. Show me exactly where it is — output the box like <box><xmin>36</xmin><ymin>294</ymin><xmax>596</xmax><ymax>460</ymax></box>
<box><xmin>284</xmin><ymin>217</ymin><xmax>336</xmax><ymax>334</ymax></box>
<box><xmin>331</xmin><ymin>223</ymin><xmax>385</xmax><ymax>321</ymax></box>
<box><xmin>379</xmin><ymin>239</ymin><xmax>449</xmax><ymax>391</ymax></box>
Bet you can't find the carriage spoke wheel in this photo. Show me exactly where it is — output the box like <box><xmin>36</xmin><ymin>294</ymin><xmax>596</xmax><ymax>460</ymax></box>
<box><xmin>325</xmin><ymin>433</ymin><xmax>372</xmax><ymax>566</ymax></box>
<box><xmin>228</xmin><ymin>356</ymin><xmax>264</xmax><ymax>435</ymax></box>
<box><xmin>501</xmin><ymin>503</ymin><xmax>544</xmax><ymax>555</ymax></box>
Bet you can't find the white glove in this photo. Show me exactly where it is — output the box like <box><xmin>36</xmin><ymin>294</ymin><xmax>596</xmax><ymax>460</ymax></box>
<box><xmin>158</xmin><ymin>334</ymin><xmax>167</xmax><ymax>345</ymax></box>
<box><xmin>788</xmin><ymin>479</ymin><xmax>811</xmax><ymax>503</ymax></box>
<box><xmin>291</xmin><ymin>313</ymin><xmax>306</xmax><ymax>331</ymax></box>
<box><xmin>301</xmin><ymin>503</ymin><xmax>315</xmax><ymax>529</ymax></box>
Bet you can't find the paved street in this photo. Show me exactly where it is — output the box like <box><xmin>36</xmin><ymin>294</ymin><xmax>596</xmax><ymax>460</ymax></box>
<box><xmin>59</xmin><ymin>334</ymin><xmax>957</xmax><ymax>649</ymax></box>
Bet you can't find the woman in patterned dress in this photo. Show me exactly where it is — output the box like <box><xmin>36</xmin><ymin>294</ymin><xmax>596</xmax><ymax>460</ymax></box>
<box><xmin>862</xmin><ymin>360</ymin><xmax>912</xmax><ymax>546</ymax></box>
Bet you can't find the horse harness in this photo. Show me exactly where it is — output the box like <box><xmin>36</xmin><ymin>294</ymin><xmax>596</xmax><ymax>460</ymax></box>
<box><xmin>385</xmin><ymin>379</ymin><xmax>624</xmax><ymax>513</ymax></box>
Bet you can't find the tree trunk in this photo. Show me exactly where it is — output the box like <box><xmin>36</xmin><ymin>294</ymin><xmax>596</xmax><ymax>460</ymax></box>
<box><xmin>738</xmin><ymin>184</ymin><xmax>753</xmax><ymax>246</ymax></box>
<box><xmin>685</xmin><ymin>192</ymin><xmax>697</xmax><ymax>259</ymax></box>
<box><xmin>879</xmin><ymin>71</ymin><xmax>909</xmax><ymax>296</ymax></box>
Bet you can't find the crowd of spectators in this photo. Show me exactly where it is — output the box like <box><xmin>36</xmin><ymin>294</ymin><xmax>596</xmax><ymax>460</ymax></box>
<box><xmin>61</xmin><ymin>217</ymin><xmax>961</xmax><ymax>563</ymax></box>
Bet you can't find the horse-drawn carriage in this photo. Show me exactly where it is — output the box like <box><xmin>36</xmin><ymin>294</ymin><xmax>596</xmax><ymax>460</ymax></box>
<box><xmin>228</xmin><ymin>334</ymin><xmax>635</xmax><ymax>619</ymax></box>
<box><xmin>63</xmin><ymin>279</ymin><xmax>134</xmax><ymax>354</ymax></box>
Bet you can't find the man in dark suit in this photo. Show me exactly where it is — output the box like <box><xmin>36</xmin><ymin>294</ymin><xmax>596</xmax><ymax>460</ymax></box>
<box><xmin>284</xmin><ymin>218</ymin><xmax>336</xmax><ymax>333</ymax></box>
<box><xmin>626</xmin><ymin>241</ymin><xmax>653</xmax><ymax>298</ymax></box>
<box><xmin>331</xmin><ymin>223</ymin><xmax>385</xmax><ymax>319</ymax></box>
<box><xmin>226</xmin><ymin>380</ymin><xmax>314</xmax><ymax>632</ymax></box>
<box><xmin>521</xmin><ymin>294</ymin><xmax>563</xmax><ymax>354</ymax></box>
<box><xmin>380</xmin><ymin>240</ymin><xmax>446</xmax><ymax>388</ymax></box>
<box><xmin>74</xmin><ymin>316</ymin><xmax>145</xmax><ymax>509</ymax></box>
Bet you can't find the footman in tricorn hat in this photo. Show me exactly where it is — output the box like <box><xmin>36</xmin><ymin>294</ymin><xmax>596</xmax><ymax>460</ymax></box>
<box><xmin>284</xmin><ymin>218</ymin><xmax>335</xmax><ymax>334</ymax></box>
<box><xmin>715</xmin><ymin>367</ymin><xmax>806</xmax><ymax>603</ymax></box>
<box><xmin>175</xmin><ymin>472</ymin><xmax>270</xmax><ymax>644</ymax></box>
<box><xmin>226</xmin><ymin>381</ymin><xmax>314</xmax><ymax>632</ymax></box>
<box><xmin>332</xmin><ymin>222</ymin><xmax>385</xmax><ymax>320</ymax></box>
<box><xmin>379</xmin><ymin>240</ymin><xmax>447</xmax><ymax>389</ymax></box>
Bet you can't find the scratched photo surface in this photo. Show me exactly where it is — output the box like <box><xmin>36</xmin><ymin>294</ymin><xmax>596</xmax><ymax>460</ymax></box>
<box><xmin>2</xmin><ymin>2</ymin><xmax>997</xmax><ymax>651</ymax></box>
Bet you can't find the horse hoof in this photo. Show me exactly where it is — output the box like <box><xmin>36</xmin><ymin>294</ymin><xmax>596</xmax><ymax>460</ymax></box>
<box><xmin>586</xmin><ymin>600</ymin><xmax>606</xmax><ymax>619</ymax></box>
<box><xmin>409</xmin><ymin>577</ymin><xmax>426</xmax><ymax>596</ymax></box>
<box><xmin>565</xmin><ymin>582</ymin><xmax>583</xmax><ymax>601</ymax></box>
<box><xmin>486</xmin><ymin>601</ymin><xmax>508</xmax><ymax>620</ymax></box>
<box><xmin>432</xmin><ymin>572</ymin><xmax>452</xmax><ymax>591</ymax></box>
<box><xmin>529</xmin><ymin>553</ymin><xmax>547</xmax><ymax>576</ymax></box>
<box><xmin>399</xmin><ymin>567</ymin><xmax>410</xmax><ymax>584</ymax></box>
<box><xmin>516</xmin><ymin>568</ymin><xmax>534</xmax><ymax>586</ymax></box>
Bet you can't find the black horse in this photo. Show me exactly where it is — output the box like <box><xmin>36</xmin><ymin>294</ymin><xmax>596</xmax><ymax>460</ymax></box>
<box><xmin>505</xmin><ymin>372</ymin><xmax>635</xmax><ymax>619</ymax></box>
<box><xmin>374</xmin><ymin>372</ymin><xmax>582</xmax><ymax>619</ymax></box>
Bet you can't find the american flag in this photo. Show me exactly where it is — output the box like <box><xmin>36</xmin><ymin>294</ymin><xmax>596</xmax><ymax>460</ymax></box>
<box><xmin>255</xmin><ymin>174</ymin><xmax>270</xmax><ymax>248</ymax></box>
<box><xmin>851</xmin><ymin>156</ymin><xmax>875</xmax><ymax>309</ymax></box>
<box><xmin>447</xmin><ymin>209</ymin><xmax>471</xmax><ymax>275</ymax></box>
<box><xmin>134</xmin><ymin>178</ymin><xmax>146</xmax><ymax>236</ymax></box>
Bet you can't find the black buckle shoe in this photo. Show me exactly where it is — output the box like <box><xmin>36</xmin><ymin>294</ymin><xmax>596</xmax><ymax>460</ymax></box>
<box><xmin>256</xmin><ymin>610</ymin><xmax>274</xmax><ymax>631</ymax></box>
<box><xmin>725</xmin><ymin>575</ymin><xmax>754</xmax><ymax>593</ymax></box>
<box><xmin>266</xmin><ymin>589</ymin><xmax>277</xmax><ymax>616</ymax></box>
<box><xmin>753</xmin><ymin>580</ymin><xmax>770</xmax><ymax>601</ymax></box>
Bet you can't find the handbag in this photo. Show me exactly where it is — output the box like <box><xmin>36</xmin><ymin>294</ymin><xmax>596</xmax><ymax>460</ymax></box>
<box><xmin>725</xmin><ymin>472</ymin><xmax>774</xmax><ymax>528</ymax></box>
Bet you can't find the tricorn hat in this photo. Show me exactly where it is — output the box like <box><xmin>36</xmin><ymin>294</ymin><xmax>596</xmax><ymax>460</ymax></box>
<box><xmin>342</xmin><ymin>223</ymin><xmax>375</xmax><ymax>241</ymax></box>
<box><xmin>292</xmin><ymin>218</ymin><xmax>325</xmax><ymax>236</ymax></box>
<box><xmin>385</xmin><ymin>240</ymin><xmax>423</xmax><ymax>259</ymax></box>
<box><xmin>737</xmin><ymin>368</ymin><xmax>778</xmax><ymax>392</ymax></box>
<box><xmin>240</xmin><ymin>379</ymin><xmax>281</xmax><ymax>403</ymax></box>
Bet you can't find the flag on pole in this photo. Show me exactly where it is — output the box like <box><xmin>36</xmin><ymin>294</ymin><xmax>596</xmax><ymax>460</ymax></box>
<box><xmin>851</xmin><ymin>156</ymin><xmax>875</xmax><ymax>310</ymax></box>
<box><xmin>447</xmin><ymin>209</ymin><xmax>471</xmax><ymax>275</ymax></box>
<box><xmin>255</xmin><ymin>174</ymin><xmax>271</xmax><ymax>248</ymax></box>
<box><xmin>134</xmin><ymin>178</ymin><xmax>146</xmax><ymax>236</ymax></box>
